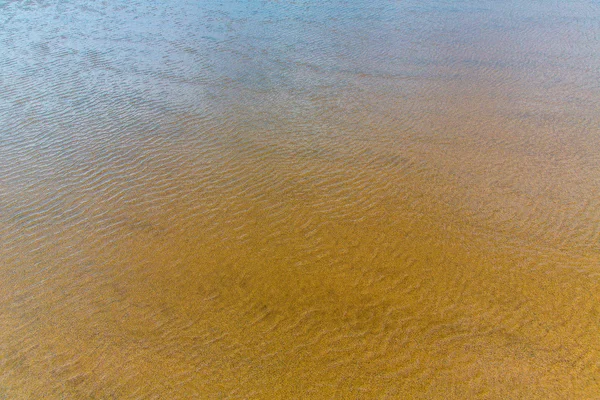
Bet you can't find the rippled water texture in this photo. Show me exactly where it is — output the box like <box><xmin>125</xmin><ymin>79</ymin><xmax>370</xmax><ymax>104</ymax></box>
<box><xmin>2</xmin><ymin>0</ymin><xmax>600</xmax><ymax>398</ymax></box>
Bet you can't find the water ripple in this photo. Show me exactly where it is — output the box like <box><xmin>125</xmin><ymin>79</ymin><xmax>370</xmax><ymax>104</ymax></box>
<box><xmin>2</xmin><ymin>0</ymin><xmax>600</xmax><ymax>398</ymax></box>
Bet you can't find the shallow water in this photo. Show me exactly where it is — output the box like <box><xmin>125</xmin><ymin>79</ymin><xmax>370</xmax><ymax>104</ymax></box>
<box><xmin>2</xmin><ymin>0</ymin><xmax>600</xmax><ymax>398</ymax></box>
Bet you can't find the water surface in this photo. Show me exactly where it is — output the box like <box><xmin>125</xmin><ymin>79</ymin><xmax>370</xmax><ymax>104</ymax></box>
<box><xmin>1</xmin><ymin>0</ymin><xmax>600</xmax><ymax>398</ymax></box>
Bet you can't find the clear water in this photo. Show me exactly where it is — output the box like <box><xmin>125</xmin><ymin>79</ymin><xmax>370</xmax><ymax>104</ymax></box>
<box><xmin>1</xmin><ymin>0</ymin><xmax>600</xmax><ymax>397</ymax></box>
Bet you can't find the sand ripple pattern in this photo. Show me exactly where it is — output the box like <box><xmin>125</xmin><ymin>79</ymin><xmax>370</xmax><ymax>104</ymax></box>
<box><xmin>2</xmin><ymin>0</ymin><xmax>600</xmax><ymax>398</ymax></box>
